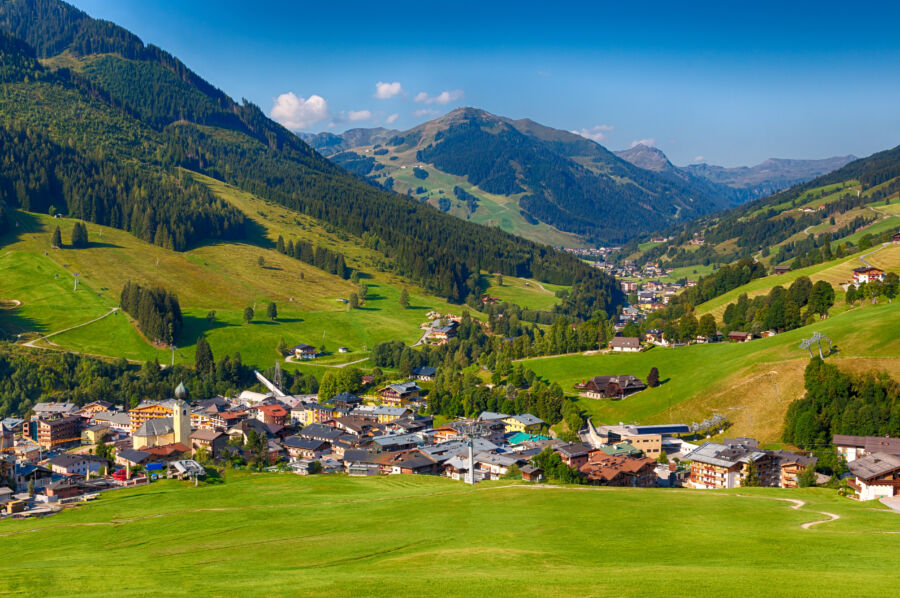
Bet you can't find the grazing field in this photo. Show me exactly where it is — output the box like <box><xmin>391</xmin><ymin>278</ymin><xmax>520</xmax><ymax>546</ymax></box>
<box><xmin>694</xmin><ymin>243</ymin><xmax>900</xmax><ymax>320</ymax></box>
<box><xmin>482</xmin><ymin>274</ymin><xmax>565</xmax><ymax>310</ymax></box>
<box><xmin>523</xmin><ymin>301</ymin><xmax>900</xmax><ymax>442</ymax></box>
<box><xmin>0</xmin><ymin>473</ymin><xmax>898</xmax><ymax>597</ymax></box>
<box><xmin>0</xmin><ymin>176</ymin><xmax>474</xmax><ymax>368</ymax></box>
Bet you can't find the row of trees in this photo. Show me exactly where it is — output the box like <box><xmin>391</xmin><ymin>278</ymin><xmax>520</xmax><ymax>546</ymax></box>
<box><xmin>275</xmin><ymin>235</ymin><xmax>349</xmax><ymax>279</ymax></box>
<box><xmin>49</xmin><ymin>223</ymin><xmax>87</xmax><ymax>248</ymax></box>
<box><xmin>846</xmin><ymin>274</ymin><xmax>899</xmax><ymax>305</ymax></box>
<box><xmin>722</xmin><ymin>277</ymin><xmax>835</xmax><ymax>334</ymax></box>
<box><xmin>0</xmin><ymin>342</ymin><xmax>258</xmax><ymax>419</ymax></box>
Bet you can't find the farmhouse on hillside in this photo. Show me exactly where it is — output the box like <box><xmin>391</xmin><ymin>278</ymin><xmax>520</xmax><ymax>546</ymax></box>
<box><xmin>609</xmin><ymin>337</ymin><xmax>641</xmax><ymax>352</ymax></box>
<box><xmin>576</xmin><ymin>375</ymin><xmax>646</xmax><ymax>399</ymax></box>
<box><xmin>292</xmin><ymin>344</ymin><xmax>318</xmax><ymax>359</ymax></box>
<box><xmin>851</xmin><ymin>266</ymin><xmax>885</xmax><ymax>285</ymax></box>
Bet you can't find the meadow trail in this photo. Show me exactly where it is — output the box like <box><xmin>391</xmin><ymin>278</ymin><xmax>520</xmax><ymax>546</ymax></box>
<box><xmin>734</xmin><ymin>493</ymin><xmax>841</xmax><ymax>529</ymax></box>
<box><xmin>21</xmin><ymin>306</ymin><xmax>119</xmax><ymax>349</ymax></box>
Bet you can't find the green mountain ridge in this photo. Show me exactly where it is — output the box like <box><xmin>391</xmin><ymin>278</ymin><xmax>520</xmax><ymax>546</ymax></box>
<box><xmin>621</xmin><ymin>145</ymin><xmax>900</xmax><ymax>270</ymax></box>
<box><xmin>305</xmin><ymin>107</ymin><xmax>740</xmax><ymax>246</ymax></box>
<box><xmin>0</xmin><ymin>0</ymin><xmax>621</xmax><ymax>313</ymax></box>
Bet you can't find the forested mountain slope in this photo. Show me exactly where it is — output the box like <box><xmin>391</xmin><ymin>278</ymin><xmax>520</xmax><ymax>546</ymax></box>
<box><xmin>306</xmin><ymin>108</ymin><xmax>739</xmax><ymax>246</ymax></box>
<box><xmin>619</xmin><ymin>146</ymin><xmax>900</xmax><ymax>271</ymax></box>
<box><xmin>0</xmin><ymin>0</ymin><xmax>621</xmax><ymax>313</ymax></box>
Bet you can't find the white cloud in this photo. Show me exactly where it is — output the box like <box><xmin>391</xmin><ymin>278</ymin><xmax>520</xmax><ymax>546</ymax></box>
<box><xmin>386</xmin><ymin>113</ymin><xmax>399</xmax><ymax>124</ymax></box>
<box><xmin>413</xmin><ymin>108</ymin><xmax>440</xmax><ymax>118</ymax></box>
<box><xmin>270</xmin><ymin>92</ymin><xmax>329</xmax><ymax>130</ymax></box>
<box><xmin>374</xmin><ymin>81</ymin><xmax>403</xmax><ymax>99</ymax></box>
<box><xmin>630</xmin><ymin>138</ymin><xmax>656</xmax><ymax>148</ymax></box>
<box><xmin>693</xmin><ymin>155</ymin><xmax>705</xmax><ymax>163</ymax></box>
<box><xmin>347</xmin><ymin>110</ymin><xmax>372</xmax><ymax>122</ymax></box>
<box><xmin>571</xmin><ymin>124</ymin><xmax>614</xmax><ymax>142</ymax></box>
<box><xmin>414</xmin><ymin>89</ymin><xmax>464</xmax><ymax>105</ymax></box>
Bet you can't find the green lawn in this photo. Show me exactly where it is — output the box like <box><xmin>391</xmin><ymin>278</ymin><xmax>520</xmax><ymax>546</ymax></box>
<box><xmin>522</xmin><ymin>301</ymin><xmax>900</xmax><ymax>442</ymax></box>
<box><xmin>1</xmin><ymin>472</ymin><xmax>897</xmax><ymax>597</ymax></box>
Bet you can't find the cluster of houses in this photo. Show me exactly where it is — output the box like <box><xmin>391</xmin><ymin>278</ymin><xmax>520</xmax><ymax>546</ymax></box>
<box><xmin>3</xmin><ymin>384</ymin><xmax>897</xmax><ymax>517</ymax></box>
<box><xmin>421</xmin><ymin>313</ymin><xmax>462</xmax><ymax>344</ymax></box>
<box><xmin>620</xmin><ymin>278</ymin><xmax>694</xmax><ymax>312</ymax></box>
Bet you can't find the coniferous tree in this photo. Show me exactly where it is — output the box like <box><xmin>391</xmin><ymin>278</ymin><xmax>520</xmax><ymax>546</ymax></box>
<box><xmin>195</xmin><ymin>335</ymin><xmax>214</xmax><ymax>376</ymax></box>
<box><xmin>71</xmin><ymin>221</ymin><xmax>88</xmax><ymax>248</ymax></box>
<box><xmin>243</xmin><ymin>306</ymin><xmax>254</xmax><ymax>324</ymax></box>
<box><xmin>399</xmin><ymin>288</ymin><xmax>409</xmax><ymax>309</ymax></box>
<box><xmin>647</xmin><ymin>367</ymin><xmax>660</xmax><ymax>388</ymax></box>
<box><xmin>266</xmin><ymin>302</ymin><xmax>277</xmax><ymax>320</ymax></box>
<box><xmin>50</xmin><ymin>225</ymin><xmax>62</xmax><ymax>247</ymax></box>
<box><xmin>348</xmin><ymin>292</ymin><xmax>358</xmax><ymax>309</ymax></box>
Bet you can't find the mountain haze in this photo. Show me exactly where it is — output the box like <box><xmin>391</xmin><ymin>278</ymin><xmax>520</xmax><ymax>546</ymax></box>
<box><xmin>613</xmin><ymin>144</ymin><xmax>856</xmax><ymax>201</ymax></box>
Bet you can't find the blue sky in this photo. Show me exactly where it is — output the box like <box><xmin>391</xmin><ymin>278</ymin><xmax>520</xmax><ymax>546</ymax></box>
<box><xmin>70</xmin><ymin>0</ymin><xmax>900</xmax><ymax>166</ymax></box>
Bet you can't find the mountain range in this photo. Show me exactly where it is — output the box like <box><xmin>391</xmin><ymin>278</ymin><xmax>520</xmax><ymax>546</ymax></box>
<box><xmin>0</xmin><ymin>0</ymin><xmax>619</xmax><ymax>311</ymax></box>
<box><xmin>614</xmin><ymin>143</ymin><xmax>856</xmax><ymax>201</ymax></box>
<box><xmin>304</xmin><ymin>112</ymin><xmax>854</xmax><ymax>246</ymax></box>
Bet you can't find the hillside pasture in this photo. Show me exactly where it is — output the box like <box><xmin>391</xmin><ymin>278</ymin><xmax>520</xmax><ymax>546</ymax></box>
<box><xmin>523</xmin><ymin>301</ymin><xmax>900</xmax><ymax>442</ymax></box>
<box><xmin>0</xmin><ymin>472</ymin><xmax>898</xmax><ymax>597</ymax></box>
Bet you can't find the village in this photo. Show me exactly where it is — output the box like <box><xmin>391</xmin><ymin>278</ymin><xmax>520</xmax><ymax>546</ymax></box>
<box><xmin>2</xmin><ymin>366</ymin><xmax>897</xmax><ymax>519</ymax></box>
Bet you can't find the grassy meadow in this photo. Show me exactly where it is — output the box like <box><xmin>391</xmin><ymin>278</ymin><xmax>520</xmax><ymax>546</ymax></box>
<box><xmin>694</xmin><ymin>243</ymin><xmax>900</xmax><ymax>320</ymax></box>
<box><xmin>523</xmin><ymin>300</ymin><xmax>900</xmax><ymax>442</ymax></box>
<box><xmin>0</xmin><ymin>175</ymin><xmax>474</xmax><ymax>369</ymax></box>
<box><xmin>0</xmin><ymin>472</ymin><xmax>898</xmax><ymax>597</ymax></box>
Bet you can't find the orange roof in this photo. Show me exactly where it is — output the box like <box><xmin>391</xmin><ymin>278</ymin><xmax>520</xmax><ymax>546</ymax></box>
<box><xmin>256</xmin><ymin>404</ymin><xmax>288</xmax><ymax>416</ymax></box>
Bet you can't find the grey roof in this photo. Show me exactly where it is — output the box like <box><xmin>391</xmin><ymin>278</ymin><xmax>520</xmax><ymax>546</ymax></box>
<box><xmin>32</xmin><ymin>402</ymin><xmax>78</xmax><ymax>414</ymax></box>
<box><xmin>682</xmin><ymin>442</ymin><xmax>768</xmax><ymax>467</ymax></box>
<box><xmin>509</xmin><ymin>413</ymin><xmax>544</xmax><ymax>426</ymax></box>
<box><xmin>478</xmin><ymin>411</ymin><xmax>509</xmax><ymax>421</ymax></box>
<box><xmin>299</xmin><ymin>423</ymin><xmax>344</xmax><ymax>442</ymax></box>
<box><xmin>48</xmin><ymin>453</ymin><xmax>108</xmax><ymax>467</ymax></box>
<box><xmin>343</xmin><ymin>449</ymin><xmax>378</xmax><ymax>463</ymax></box>
<box><xmin>610</xmin><ymin>337</ymin><xmax>641</xmax><ymax>348</ymax></box>
<box><xmin>386</xmin><ymin>381</ymin><xmax>421</xmax><ymax>393</ymax></box>
<box><xmin>117</xmin><ymin>449</ymin><xmax>151</xmax><ymax>464</ymax></box>
<box><xmin>848</xmin><ymin>452</ymin><xmax>900</xmax><ymax>481</ymax></box>
<box><xmin>833</xmin><ymin>435</ymin><xmax>900</xmax><ymax>454</ymax></box>
<box><xmin>411</xmin><ymin>366</ymin><xmax>437</xmax><ymax>377</ymax></box>
<box><xmin>134</xmin><ymin>417</ymin><xmax>174</xmax><ymax>437</ymax></box>
<box><xmin>92</xmin><ymin>411</ymin><xmax>131</xmax><ymax>426</ymax></box>
<box><xmin>282</xmin><ymin>436</ymin><xmax>328</xmax><ymax>451</ymax></box>
<box><xmin>420</xmin><ymin>438</ymin><xmax>499</xmax><ymax>462</ymax></box>
<box><xmin>556</xmin><ymin>443</ymin><xmax>591</xmax><ymax>458</ymax></box>
<box><xmin>372</xmin><ymin>406</ymin><xmax>410</xmax><ymax>416</ymax></box>
<box><xmin>475</xmin><ymin>452</ymin><xmax>526</xmax><ymax>467</ymax></box>
<box><xmin>373</xmin><ymin>433</ymin><xmax>423</xmax><ymax>448</ymax></box>
<box><xmin>329</xmin><ymin>392</ymin><xmax>362</xmax><ymax>405</ymax></box>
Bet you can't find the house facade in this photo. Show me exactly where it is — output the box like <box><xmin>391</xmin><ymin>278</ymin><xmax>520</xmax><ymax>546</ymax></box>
<box><xmin>851</xmin><ymin>266</ymin><xmax>885</xmax><ymax>285</ymax></box>
<box><xmin>848</xmin><ymin>452</ymin><xmax>900</xmax><ymax>501</ymax></box>
<box><xmin>576</xmin><ymin>375</ymin><xmax>646</xmax><ymax>399</ymax></box>
<box><xmin>609</xmin><ymin>337</ymin><xmax>641</xmax><ymax>352</ymax></box>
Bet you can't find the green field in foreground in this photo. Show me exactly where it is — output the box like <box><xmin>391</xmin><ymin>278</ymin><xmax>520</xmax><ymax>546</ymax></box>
<box><xmin>523</xmin><ymin>301</ymin><xmax>900</xmax><ymax>442</ymax></box>
<box><xmin>1</xmin><ymin>473</ymin><xmax>898</xmax><ymax>597</ymax></box>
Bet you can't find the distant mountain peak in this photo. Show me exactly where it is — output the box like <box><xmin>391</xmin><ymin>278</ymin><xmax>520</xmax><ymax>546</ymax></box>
<box><xmin>614</xmin><ymin>144</ymin><xmax>674</xmax><ymax>172</ymax></box>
